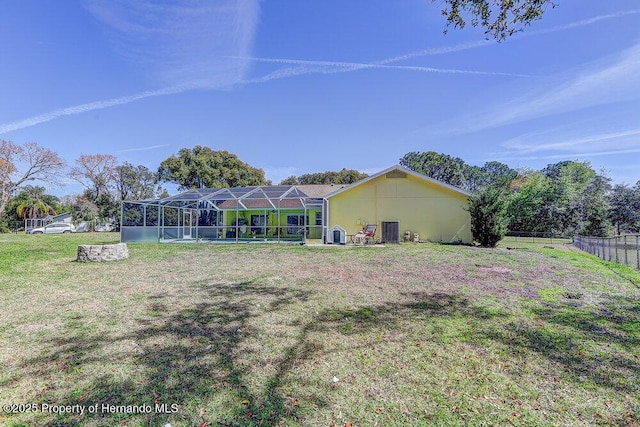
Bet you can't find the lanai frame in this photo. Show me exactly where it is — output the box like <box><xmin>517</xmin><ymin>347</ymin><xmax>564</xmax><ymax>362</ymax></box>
<box><xmin>120</xmin><ymin>185</ymin><xmax>325</xmax><ymax>243</ymax></box>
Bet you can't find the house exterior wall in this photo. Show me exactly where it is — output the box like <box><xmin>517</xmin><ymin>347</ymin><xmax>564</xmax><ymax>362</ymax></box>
<box><xmin>223</xmin><ymin>208</ymin><xmax>322</xmax><ymax>239</ymax></box>
<box><xmin>327</xmin><ymin>172</ymin><xmax>472</xmax><ymax>243</ymax></box>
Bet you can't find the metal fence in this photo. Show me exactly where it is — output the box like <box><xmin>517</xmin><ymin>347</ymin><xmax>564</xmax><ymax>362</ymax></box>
<box><xmin>573</xmin><ymin>235</ymin><xmax>640</xmax><ymax>270</ymax></box>
<box><xmin>505</xmin><ymin>230</ymin><xmax>571</xmax><ymax>244</ymax></box>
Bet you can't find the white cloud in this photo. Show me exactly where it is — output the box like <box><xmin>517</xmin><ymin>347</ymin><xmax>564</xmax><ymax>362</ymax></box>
<box><xmin>386</xmin><ymin>9</ymin><xmax>640</xmax><ymax>63</ymax></box>
<box><xmin>2</xmin><ymin>5</ymin><xmax>637</xmax><ymax>136</ymax></box>
<box><xmin>456</xmin><ymin>42</ymin><xmax>640</xmax><ymax>133</ymax></box>
<box><xmin>502</xmin><ymin>128</ymin><xmax>640</xmax><ymax>154</ymax></box>
<box><xmin>86</xmin><ymin>0</ymin><xmax>260</xmax><ymax>87</ymax></box>
<box><xmin>524</xmin><ymin>8</ymin><xmax>640</xmax><ymax>36</ymax></box>
<box><xmin>493</xmin><ymin>124</ymin><xmax>640</xmax><ymax>165</ymax></box>
<box><xmin>496</xmin><ymin>147</ymin><xmax>640</xmax><ymax>162</ymax></box>
<box><xmin>0</xmin><ymin>1</ymin><xmax>260</xmax><ymax>135</ymax></box>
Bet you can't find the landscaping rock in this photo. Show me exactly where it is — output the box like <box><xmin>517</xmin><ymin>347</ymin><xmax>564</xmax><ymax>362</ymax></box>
<box><xmin>77</xmin><ymin>243</ymin><xmax>129</xmax><ymax>262</ymax></box>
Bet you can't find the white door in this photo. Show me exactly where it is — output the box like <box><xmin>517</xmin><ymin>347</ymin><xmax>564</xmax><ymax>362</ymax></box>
<box><xmin>183</xmin><ymin>210</ymin><xmax>193</xmax><ymax>239</ymax></box>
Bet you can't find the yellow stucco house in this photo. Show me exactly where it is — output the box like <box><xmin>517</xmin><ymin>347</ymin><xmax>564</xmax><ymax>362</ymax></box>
<box><xmin>325</xmin><ymin>165</ymin><xmax>472</xmax><ymax>244</ymax></box>
<box><xmin>120</xmin><ymin>164</ymin><xmax>471</xmax><ymax>244</ymax></box>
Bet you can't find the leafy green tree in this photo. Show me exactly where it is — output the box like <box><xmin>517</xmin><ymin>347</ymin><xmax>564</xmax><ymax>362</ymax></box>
<box><xmin>115</xmin><ymin>162</ymin><xmax>162</xmax><ymax>200</ymax></box>
<box><xmin>507</xmin><ymin>161</ymin><xmax>610</xmax><ymax>236</ymax></box>
<box><xmin>437</xmin><ymin>0</ymin><xmax>557</xmax><ymax>41</ymax></box>
<box><xmin>280</xmin><ymin>176</ymin><xmax>299</xmax><ymax>185</ymax></box>
<box><xmin>578</xmin><ymin>175</ymin><xmax>611</xmax><ymax>236</ymax></box>
<box><xmin>158</xmin><ymin>147</ymin><xmax>266</xmax><ymax>190</ymax></box>
<box><xmin>400</xmin><ymin>151</ymin><xmax>467</xmax><ymax>188</ymax></box>
<box><xmin>608</xmin><ymin>182</ymin><xmax>640</xmax><ymax>234</ymax></box>
<box><xmin>468</xmin><ymin>186</ymin><xmax>509</xmax><ymax>247</ymax></box>
<box><xmin>95</xmin><ymin>192</ymin><xmax>118</xmax><ymax>223</ymax></box>
<box><xmin>2</xmin><ymin>186</ymin><xmax>62</xmax><ymax>231</ymax></box>
<box><xmin>460</xmin><ymin>164</ymin><xmax>484</xmax><ymax>192</ymax></box>
<box><xmin>68</xmin><ymin>193</ymin><xmax>99</xmax><ymax>223</ymax></box>
<box><xmin>281</xmin><ymin>168</ymin><xmax>368</xmax><ymax>185</ymax></box>
<box><xmin>479</xmin><ymin>161</ymin><xmax>518</xmax><ymax>189</ymax></box>
<box><xmin>400</xmin><ymin>152</ymin><xmax>517</xmax><ymax>192</ymax></box>
<box><xmin>506</xmin><ymin>171</ymin><xmax>551</xmax><ymax>232</ymax></box>
<box><xmin>542</xmin><ymin>161</ymin><xmax>604</xmax><ymax>235</ymax></box>
<box><xmin>13</xmin><ymin>186</ymin><xmax>61</xmax><ymax>220</ymax></box>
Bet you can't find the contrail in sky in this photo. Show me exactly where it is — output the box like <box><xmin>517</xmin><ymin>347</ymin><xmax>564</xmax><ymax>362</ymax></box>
<box><xmin>525</xmin><ymin>8</ymin><xmax>640</xmax><ymax>36</ymax></box>
<box><xmin>1</xmin><ymin>0</ymin><xmax>258</xmax><ymax>135</ymax></box>
<box><xmin>242</xmin><ymin>8</ymin><xmax>640</xmax><ymax>84</ymax></box>
<box><xmin>0</xmin><ymin>84</ymin><xmax>200</xmax><ymax>134</ymax></box>
<box><xmin>237</xmin><ymin>56</ymin><xmax>530</xmax><ymax>78</ymax></box>
<box><xmin>497</xmin><ymin>147</ymin><xmax>640</xmax><ymax>162</ymax></box>
<box><xmin>117</xmin><ymin>144</ymin><xmax>171</xmax><ymax>153</ymax></box>
<box><xmin>1</xmin><ymin>8</ymin><xmax>637</xmax><ymax>135</ymax></box>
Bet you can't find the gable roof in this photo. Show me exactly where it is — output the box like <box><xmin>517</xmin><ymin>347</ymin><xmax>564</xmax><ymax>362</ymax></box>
<box><xmin>140</xmin><ymin>166</ymin><xmax>468</xmax><ymax>207</ymax></box>
<box><xmin>325</xmin><ymin>164</ymin><xmax>471</xmax><ymax>199</ymax></box>
<box><xmin>40</xmin><ymin>212</ymin><xmax>72</xmax><ymax>221</ymax></box>
<box><xmin>296</xmin><ymin>184</ymin><xmax>344</xmax><ymax>198</ymax></box>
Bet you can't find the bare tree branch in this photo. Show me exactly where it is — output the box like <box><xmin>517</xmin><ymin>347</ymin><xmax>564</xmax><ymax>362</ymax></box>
<box><xmin>0</xmin><ymin>140</ymin><xmax>66</xmax><ymax>218</ymax></box>
<box><xmin>69</xmin><ymin>154</ymin><xmax>119</xmax><ymax>200</ymax></box>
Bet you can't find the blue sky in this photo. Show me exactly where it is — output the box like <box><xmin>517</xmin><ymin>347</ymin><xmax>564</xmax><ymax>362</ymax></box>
<box><xmin>1</xmin><ymin>0</ymin><xmax>639</xmax><ymax>196</ymax></box>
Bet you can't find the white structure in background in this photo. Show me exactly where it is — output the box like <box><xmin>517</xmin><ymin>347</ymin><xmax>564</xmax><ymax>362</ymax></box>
<box><xmin>327</xmin><ymin>225</ymin><xmax>346</xmax><ymax>245</ymax></box>
<box><xmin>25</xmin><ymin>212</ymin><xmax>72</xmax><ymax>233</ymax></box>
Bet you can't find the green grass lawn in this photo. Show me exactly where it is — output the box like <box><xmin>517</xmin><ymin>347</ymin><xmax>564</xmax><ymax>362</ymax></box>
<box><xmin>1</xmin><ymin>233</ymin><xmax>639</xmax><ymax>426</ymax></box>
<box><xmin>498</xmin><ymin>235</ymin><xmax>573</xmax><ymax>249</ymax></box>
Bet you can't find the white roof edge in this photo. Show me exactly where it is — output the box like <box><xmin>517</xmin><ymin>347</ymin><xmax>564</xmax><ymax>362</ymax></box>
<box><xmin>324</xmin><ymin>164</ymin><xmax>471</xmax><ymax>199</ymax></box>
<box><xmin>152</xmin><ymin>184</ymin><xmax>330</xmax><ymax>204</ymax></box>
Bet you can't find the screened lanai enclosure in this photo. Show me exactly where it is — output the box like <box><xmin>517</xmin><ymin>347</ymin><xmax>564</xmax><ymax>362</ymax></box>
<box><xmin>120</xmin><ymin>185</ymin><xmax>333</xmax><ymax>243</ymax></box>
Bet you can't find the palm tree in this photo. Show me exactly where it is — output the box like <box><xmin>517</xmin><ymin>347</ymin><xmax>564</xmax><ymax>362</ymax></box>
<box><xmin>14</xmin><ymin>186</ymin><xmax>59</xmax><ymax>219</ymax></box>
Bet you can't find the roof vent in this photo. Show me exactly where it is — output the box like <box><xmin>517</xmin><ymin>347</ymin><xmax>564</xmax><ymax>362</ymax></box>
<box><xmin>386</xmin><ymin>170</ymin><xmax>407</xmax><ymax>179</ymax></box>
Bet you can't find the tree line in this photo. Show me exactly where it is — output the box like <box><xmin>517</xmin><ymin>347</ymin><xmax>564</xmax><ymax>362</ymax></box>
<box><xmin>0</xmin><ymin>142</ymin><xmax>369</xmax><ymax>231</ymax></box>
<box><xmin>2</xmin><ymin>140</ymin><xmax>638</xmax><ymax>239</ymax></box>
<box><xmin>400</xmin><ymin>151</ymin><xmax>640</xmax><ymax>240</ymax></box>
<box><xmin>0</xmin><ymin>143</ymin><xmax>266</xmax><ymax>231</ymax></box>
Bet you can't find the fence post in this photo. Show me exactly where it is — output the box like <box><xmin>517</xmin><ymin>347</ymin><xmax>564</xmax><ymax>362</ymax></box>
<box><xmin>574</xmin><ymin>234</ymin><xmax>639</xmax><ymax>270</ymax></box>
<box><xmin>624</xmin><ymin>235</ymin><xmax>628</xmax><ymax>267</ymax></box>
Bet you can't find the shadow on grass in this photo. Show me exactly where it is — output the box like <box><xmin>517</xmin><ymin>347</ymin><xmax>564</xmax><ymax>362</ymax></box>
<box><xmin>485</xmin><ymin>294</ymin><xmax>640</xmax><ymax>394</ymax></box>
<box><xmin>15</xmin><ymin>285</ymin><xmax>640</xmax><ymax>426</ymax></box>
